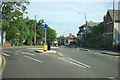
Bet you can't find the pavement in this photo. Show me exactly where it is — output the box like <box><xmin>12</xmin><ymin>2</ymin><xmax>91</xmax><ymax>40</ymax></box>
<box><xmin>78</xmin><ymin>47</ymin><xmax>120</xmax><ymax>56</ymax></box>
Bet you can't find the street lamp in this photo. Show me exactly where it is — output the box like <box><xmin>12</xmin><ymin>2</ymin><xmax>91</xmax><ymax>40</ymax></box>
<box><xmin>78</xmin><ymin>12</ymin><xmax>87</xmax><ymax>46</ymax></box>
<box><xmin>80</xmin><ymin>32</ymin><xmax>83</xmax><ymax>47</ymax></box>
<box><xmin>78</xmin><ymin>12</ymin><xmax>87</xmax><ymax>32</ymax></box>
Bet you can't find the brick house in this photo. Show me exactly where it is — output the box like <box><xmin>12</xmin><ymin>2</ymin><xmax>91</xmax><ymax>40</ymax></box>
<box><xmin>104</xmin><ymin>10</ymin><xmax>120</xmax><ymax>47</ymax></box>
<box><xmin>64</xmin><ymin>33</ymin><xmax>77</xmax><ymax>46</ymax></box>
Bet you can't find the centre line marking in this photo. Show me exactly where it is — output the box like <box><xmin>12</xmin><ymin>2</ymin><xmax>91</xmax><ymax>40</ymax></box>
<box><xmin>69</xmin><ymin>61</ymin><xmax>86</xmax><ymax>68</ymax></box>
<box><xmin>25</xmin><ymin>56</ymin><xmax>43</xmax><ymax>63</ymax></box>
<box><xmin>58</xmin><ymin>53</ymin><xmax>63</xmax><ymax>57</ymax></box>
<box><xmin>2</xmin><ymin>53</ymin><xmax>10</xmax><ymax>57</ymax></box>
<box><xmin>68</xmin><ymin>58</ymin><xmax>91</xmax><ymax>68</ymax></box>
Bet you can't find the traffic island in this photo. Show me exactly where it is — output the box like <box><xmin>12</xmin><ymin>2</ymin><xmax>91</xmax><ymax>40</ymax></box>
<box><xmin>35</xmin><ymin>50</ymin><xmax>57</xmax><ymax>54</ymax></box>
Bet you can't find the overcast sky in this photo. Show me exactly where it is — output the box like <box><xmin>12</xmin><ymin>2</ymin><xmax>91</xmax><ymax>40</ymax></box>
<box><xmin>24</xmin><ymin>0</ymin><xmax>119</xmax><ymax>37</ymax></box>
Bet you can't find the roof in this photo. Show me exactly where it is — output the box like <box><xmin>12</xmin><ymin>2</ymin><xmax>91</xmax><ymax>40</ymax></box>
<box><xmin>79</xmin><ymin>21</ymin><xmax>100</xmax><ymax>28</ymax></box>
<box><xmin>70</xmin><ymin>37</ymin><xmax>77</xmax><ymax>39</ymax></box>
<box><xmin>108</xmin><ymin>9</ymin><xmax>120</xmax><ymax>21</ymax></box>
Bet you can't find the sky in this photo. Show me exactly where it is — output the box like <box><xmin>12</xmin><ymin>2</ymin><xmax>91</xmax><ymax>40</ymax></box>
<box><xmin>24</xmin><ymin>0</ymin><xmax>119</xmax><ymax>37</ymax></box>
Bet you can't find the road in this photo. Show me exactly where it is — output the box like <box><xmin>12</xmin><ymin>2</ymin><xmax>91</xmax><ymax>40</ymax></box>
<box><xmin>1</xmin><ymin>46</ymin><xmax>119</xmax><ymax>79</ymax></box>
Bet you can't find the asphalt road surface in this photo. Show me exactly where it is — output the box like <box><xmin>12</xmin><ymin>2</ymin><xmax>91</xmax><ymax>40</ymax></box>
<box><xmin>1</xmin><ymin>46</ymin><xmax>119</xmax><ymax>79</ymax></box>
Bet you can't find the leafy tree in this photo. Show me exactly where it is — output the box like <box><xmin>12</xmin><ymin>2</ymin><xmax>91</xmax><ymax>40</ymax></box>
<box><xmin>2</xmin><ymin>1</ymin><xmax>29</xmax><ymax>22</ymax></box>
<box><xmin>6</xmin><ymin>25</ymin><xmax>19</xmax><ymax>44</ymax></box>
<box><xmin>57</xmin><ymin>35</ymin><xmax>64</xmax><ymax>45</ymax></box>
<box><xmin>86</xmin><ymin>23</ymin><xmax>105</xmax><ymax>48</ymax></box>
<box><xmin>47</xmin><ymin>27</ymin><xmax>57</xmax><ymax>42</ymax></box>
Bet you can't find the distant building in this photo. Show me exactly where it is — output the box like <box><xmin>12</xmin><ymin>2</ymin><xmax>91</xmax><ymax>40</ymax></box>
<box><xmin>104</xmin><ymin>10</ymin><xmax>120</xmax><ymax>46</ymax></box>
<box><xmin>64</xmin><ymin>33</ymin><xmax>77</xmax><ymax>46</ymax></box>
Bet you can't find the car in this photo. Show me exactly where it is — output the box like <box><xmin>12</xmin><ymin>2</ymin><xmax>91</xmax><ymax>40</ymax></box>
<box><xmin>64</xmin><ymin>43</ymin><xmax>69</xmax><ymax>46</ymax></box>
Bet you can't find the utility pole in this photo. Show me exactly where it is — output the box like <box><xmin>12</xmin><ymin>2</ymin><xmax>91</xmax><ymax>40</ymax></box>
<box><xmin>113</xmin><ymin>0</ymin><xmax>115</xmax><ymax>45</ymax></box>
<box><xmin>34</xmin><ymin>15</ymin><xmax>36</xmax><ymax>46</ymax></box>
<box><xmin>78</xmin><ymin>12</ymin><xmax>87</xmax><ymax>46</ymax></box>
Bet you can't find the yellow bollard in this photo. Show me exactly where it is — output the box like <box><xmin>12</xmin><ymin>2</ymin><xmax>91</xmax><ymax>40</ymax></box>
<box><xmin>56</xmin><ymin>44</ymin><xmax>58</xmax><ymax>47</ymax></box>
<box><xmin>43</xmin><ymin>44</ymin><xmax>47</xmax><ymax>51</ymax></box>
<box><xmin>43</xmin><ymin>42</ymin><xmax>47</xmax><ymax>51</ymax></box>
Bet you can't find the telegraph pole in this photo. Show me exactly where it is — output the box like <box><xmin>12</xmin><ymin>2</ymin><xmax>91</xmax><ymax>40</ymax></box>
<box><xmin>34</xmin><ymin>15</ymin><xmax>36</xmax><ymax>46</ymax></box>
<box><xmin>113</xmin><ymin>0</ymin><xmax>115</xmax><ymax>45</ymax></box>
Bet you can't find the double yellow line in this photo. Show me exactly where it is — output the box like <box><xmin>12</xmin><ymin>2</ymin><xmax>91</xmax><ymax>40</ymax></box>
<box><xmin>0</xmin><ymin>55</ymin><xmax>6</xmax><ymax>75</ymax></box>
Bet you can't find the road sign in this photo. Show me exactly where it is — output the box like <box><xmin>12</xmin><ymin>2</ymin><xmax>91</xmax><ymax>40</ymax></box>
<box><xmin>43</xmin><ymin>24</ymin><xmax>48</xmax><ymax>30</ymax></box>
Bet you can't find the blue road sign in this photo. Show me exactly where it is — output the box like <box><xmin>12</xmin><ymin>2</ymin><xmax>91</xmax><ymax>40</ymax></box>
<box><xmin>44</xmin><ymin>41</ymin><xmax>47</xmax><ymax>45</ymax></box>
<box><xmin>43</xmin><ymin>24</ymin><xmax>48</xmax><ymax>30</ymax></box>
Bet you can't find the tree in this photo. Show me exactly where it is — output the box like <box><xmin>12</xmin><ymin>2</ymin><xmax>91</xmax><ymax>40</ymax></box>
<box><xmin>36</xmin><ymin>19</ymin><xmax>45</xmax><ymax>44</ymax></box>
<box><xmin>47</xmin><ymin>27</ymin><xmax>57</xmax><ymax>42</ymax></box>
<box><xmin>57</xmin><ymin>35</ymin><xmax>64</xmax><ymax>45</ymax></box>
<box><xmin>2</xmin><ymin>1</ymin><xmax>30</xmax><ymax>45</ymax></box>
<box><xmin>86</xmin><ymin>23</ymin><xmax>105</xmax><ymax>48</ymax></box>
<box><xmin>2</xmin><ymin>1</ymin><xmax>29</xmax><ymax>22</ymax></box>
<box><xmin>6</xmin><ymin>25</ymin><xmax>19</xmax><ymax>44</ymax></box>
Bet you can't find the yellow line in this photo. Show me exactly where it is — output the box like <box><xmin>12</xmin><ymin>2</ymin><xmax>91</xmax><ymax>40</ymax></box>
<box><xmin>0</xmin><ymin>55</ymin><xmax>6</xmax><ymax>75</ymax></box>
<box><xmin>0</xmin><ymin>56</ymin><xmax>2</xmax><ymax>67</ymax></box>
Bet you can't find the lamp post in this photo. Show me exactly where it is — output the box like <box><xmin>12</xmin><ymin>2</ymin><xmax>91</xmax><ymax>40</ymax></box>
<box><xmin>78</xmin><ymin>12</ymin><xmax>87</xmax><ymax>46</ymax></box>
<box><xmin>80</xmin><ymin>32</ymin><xmax>83</xmax><ymax>47</ymax></box>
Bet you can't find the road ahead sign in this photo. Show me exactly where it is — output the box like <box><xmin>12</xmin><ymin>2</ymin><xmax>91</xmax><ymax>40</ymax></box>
<box><xmin>43</xmin><ymin>24</ymin><xmax>48</xmax><ymax>30</ymax></box>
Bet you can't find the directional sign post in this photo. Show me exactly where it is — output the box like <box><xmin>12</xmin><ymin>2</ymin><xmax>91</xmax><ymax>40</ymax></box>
<box><xmin>43</xmin><ymin>24</ymin><xmax>48</xmax><ymax>42</ymax></box>
<box><xmin>43</xmin><ymin>24</ymin><xmax>48</xmax><ymax>51</ymax></box>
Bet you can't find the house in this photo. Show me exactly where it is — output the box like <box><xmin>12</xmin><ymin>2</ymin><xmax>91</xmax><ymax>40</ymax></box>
<box><xmin>77</xmin><ymin>21</ymin><xmax>100</xmax><ymax>46</ymax></box>
<box><xmin>77</xmin><ymin>21</ymin><xmax>100</xmax><ymax>36</ymax></box>
<box><xmin>64</xmin><ymin>33</ymin><xmax>77</xmax><ymax>46</ymax></box>
<box><xmin>104</xmin><ymin>10</ymin><xmax>120</xmax><ymax>47</ymax></box>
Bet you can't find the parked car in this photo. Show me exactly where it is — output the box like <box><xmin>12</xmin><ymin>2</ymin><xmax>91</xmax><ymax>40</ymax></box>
<box><xmin>64</xmin><ymin>43</ymin><xmax>69</xmax><ymax>46</ymax></box>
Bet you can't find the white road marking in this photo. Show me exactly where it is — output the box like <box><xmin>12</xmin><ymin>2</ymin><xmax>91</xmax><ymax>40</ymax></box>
<box><xmin>67</xmin><ymin>58</ymin><xmax>91</xmax><ymax>68</ymax></box>
<box><xmin>58</xmin><ymin>53</ymin><xmax>63</xmax><ymax>57</ymax></box>
<box><xmin>17</xmin><ymin>51</ymin><xmax>34</xmax><ymax>56</ymax></box>
<box><xmin>25</xmin><ymin>56</ymin><xmax>43</xmax><ymax>63</ymax></box>
<box><xmin>2</xmin><ymin>53</ymin><xmax>10</xmax><ymax>57</ymax></box>
<box><xmin>68</xmin><ymin>61</ymin><xmax>87</xmax><ymax>68</ymax></box>
<box><xmin>3</xmin><ymin>51</ymin><xmax>11</xmax><ymax>53</ymax></box>
<box><xmin>107</xmin><ymin>77</ymin><xmax>115</xmax><ymax>79</ymax></box>
<box><xmin>51</xmin><ymin>47</ymin><xmax>59</xmax><ymax>49</ymax></box>
<box><xmin>15</xmin><ymin>53</ymin><xmax>18</xmax><ymax>54</ymax></box>
<box><xmin>28</xmin><ymin>48</ymin><xmax>43</xmax><ymax>50</ymax></box>
<box><xmin>22</xmin><ymin>52</ymin><xmax>34</xmax><ymax>56</ymax></box>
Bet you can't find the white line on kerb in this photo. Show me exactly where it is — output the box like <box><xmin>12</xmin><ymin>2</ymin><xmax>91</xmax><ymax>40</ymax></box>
<box><xmin>68</xmin><ymin>58</ymin><xmax>91</xmax><ymax>68</ymax></box>
<box><xmin>2</xmin><ymin>53</ymin><xmax>10</xmax><ymax>56</ymax></box>
<box><xmin>25</xmin><ymin>56</ymin><xmax>43</xmax><ymax>63</ymax></box>
<box><xmin>58</xmin><ymin>53</ymin><xmax>63</xmax><ymax>57</ymax></box>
